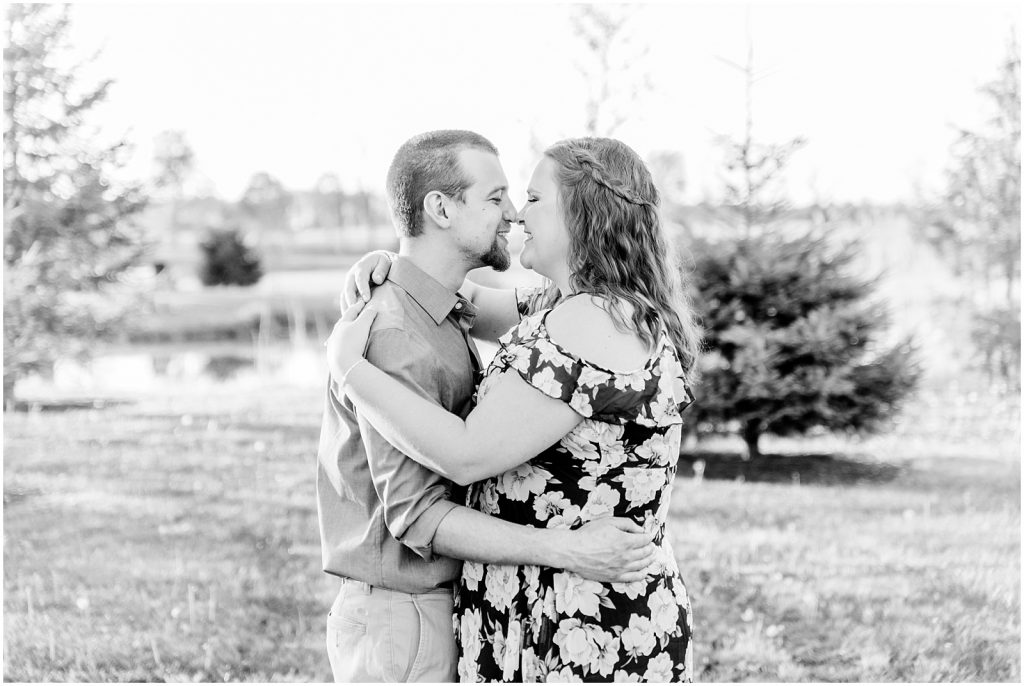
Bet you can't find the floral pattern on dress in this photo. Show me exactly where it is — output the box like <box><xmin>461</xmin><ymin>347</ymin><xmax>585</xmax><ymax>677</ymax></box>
<box><xmin>454</xmin><ymin>288</ymin><xmax>696</xmax><ymax>683</ymax></box>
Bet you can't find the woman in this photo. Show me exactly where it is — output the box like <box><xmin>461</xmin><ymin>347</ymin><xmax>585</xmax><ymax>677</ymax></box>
<box><xmin>330</xmin><ymin>137</ymin><xmax>701</xmax><ymax>682</ymax></box>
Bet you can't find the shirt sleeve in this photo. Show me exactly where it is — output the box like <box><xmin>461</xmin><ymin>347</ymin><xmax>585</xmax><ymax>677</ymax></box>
<box><xmin>352</xmin><ymin>328</ymin><xmax>459</xmax><ymax>561</ymax></box>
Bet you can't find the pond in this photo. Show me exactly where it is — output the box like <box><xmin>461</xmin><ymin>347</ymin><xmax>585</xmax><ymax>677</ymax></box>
<box><xmin>15</xmin><ymin>339</ymin><xmax>501</xmax><ymax>397</ymax></box>
<box><xmin>16</xmin><ymin>343</ymin><xmax>322</xmax><ymax>397</ymax></box>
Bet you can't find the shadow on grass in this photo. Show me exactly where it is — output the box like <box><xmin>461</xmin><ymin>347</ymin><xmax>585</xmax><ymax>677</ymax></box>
<box><xmin>677</xmin><ymin>451</ymin><xmax>903</xmax><ymax>486</ymax></box>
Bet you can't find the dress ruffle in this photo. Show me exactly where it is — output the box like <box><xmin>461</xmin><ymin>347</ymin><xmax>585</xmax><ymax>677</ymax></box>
<box><xmin>493</xmin><ymin>308</ymin><xmax>694</xmax><ymax>427</ymax></box>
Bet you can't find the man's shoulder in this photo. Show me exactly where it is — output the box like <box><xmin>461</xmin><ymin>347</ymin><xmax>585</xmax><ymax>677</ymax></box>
<box><xmin>366</xmin><ymin>283</ymin><xmax>410</xmax><ymax>334</ymax></box>
<box><xmin>363</xmin><ymin>285</ymin><xmax>436</xmax><ymax>363</ymax></box>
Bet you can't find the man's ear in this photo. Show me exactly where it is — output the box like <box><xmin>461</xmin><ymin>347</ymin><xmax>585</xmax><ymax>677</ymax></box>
<box><xmin>423</xmin><ymin>191</ymin><xmax>452</xmax><ymax>229</ymax></box>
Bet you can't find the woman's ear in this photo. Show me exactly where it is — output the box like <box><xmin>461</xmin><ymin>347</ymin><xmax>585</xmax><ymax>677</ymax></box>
<box><xmin>423</xmin><ymin>190</ymin><xmax>452</xmax><ymax>229</ymax></box>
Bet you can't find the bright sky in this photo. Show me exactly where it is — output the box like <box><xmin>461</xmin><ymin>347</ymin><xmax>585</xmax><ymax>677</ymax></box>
<box><xmin>67</xmin><ymin>1</ymin><xmax>1020</xmax><ymax>205</ymax></box>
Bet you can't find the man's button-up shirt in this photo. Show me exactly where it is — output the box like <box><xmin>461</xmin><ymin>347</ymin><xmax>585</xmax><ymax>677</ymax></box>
<box><xmin>316</xmin><ymin>256</ymin><xmax>480</xmax><ymax>593</ymax></box>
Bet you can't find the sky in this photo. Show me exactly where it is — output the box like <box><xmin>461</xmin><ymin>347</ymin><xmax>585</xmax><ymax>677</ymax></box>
<box><xmin>64</xmin><ymin>1</ymin><xmax>1020</xmax><ymax>205</ymax></box>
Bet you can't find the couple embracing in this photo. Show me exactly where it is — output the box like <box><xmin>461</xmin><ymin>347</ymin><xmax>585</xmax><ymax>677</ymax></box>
<box><xmin>317</xmin><ymin>129</ymin><xmax>701</xmax><ymax>682</ymax></box>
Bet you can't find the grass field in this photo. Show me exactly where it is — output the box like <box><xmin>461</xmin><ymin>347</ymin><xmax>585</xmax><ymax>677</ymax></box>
<box><xmin>3</xmin><ymin>381</ymin><xmax>1020</xmax><ymax>682</ymax></box>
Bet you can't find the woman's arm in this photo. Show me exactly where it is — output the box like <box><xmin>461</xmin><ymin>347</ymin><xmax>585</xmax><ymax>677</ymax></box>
<box><xmin>329</xmin><ymin>299</ymin><xmax>581</xmax><ymax>485</ymax></box>
<box><xmin>342</xmin><ymin>359</ymin><xmax>582</xmax><ymax>485</ymax></box>
<box><xmin>341</xmin><ymin>251</ymin><xmax>395</xmax><ymax>306</ymax></box>
<box><xmin>340</xmin><ymin>251</ymin><xmax>520</xmax><ymax>344</ymax></box>
<box><xmin>457</xmin><ymin>278</ymin><xmax>522</xmax><ymax>344</ymax></box>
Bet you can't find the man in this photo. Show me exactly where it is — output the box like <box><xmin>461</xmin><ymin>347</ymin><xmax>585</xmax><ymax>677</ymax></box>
<box><xmin>317</xmin><ymin>130</ymin><xmax>653</xmax><ymax>682</ymax></box>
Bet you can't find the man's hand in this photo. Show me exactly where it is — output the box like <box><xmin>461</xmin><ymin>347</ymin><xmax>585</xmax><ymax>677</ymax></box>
<box><xmin>557</xmin><ymin>518</ymin><xmax>658</xmax><ymax>583</ymax></box>
<box><xmin>342</xmin><ymin>251</ymin><xmax>395</xmax><ymax>310</ymax></box>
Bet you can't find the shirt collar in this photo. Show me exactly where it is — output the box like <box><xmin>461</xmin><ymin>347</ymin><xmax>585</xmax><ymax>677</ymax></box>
<box><xmin>387</xmin><ymin>256</ymin><xmax>473</xmax><ymax>326</ymax></box>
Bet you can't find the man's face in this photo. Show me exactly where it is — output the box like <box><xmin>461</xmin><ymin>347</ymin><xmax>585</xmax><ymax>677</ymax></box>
<box><xmin>448</xmin><ymin>148</ymin><xmax>516</xmax><ymax>271</ymax></box>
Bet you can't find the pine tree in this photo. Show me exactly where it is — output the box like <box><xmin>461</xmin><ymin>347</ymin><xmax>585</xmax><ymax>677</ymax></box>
<box><xmin>711</xmin><ymin>11</ymin><xmax>805</xmax><ymax>238</ymax></box>
<box><xmin>921</xmin><ymin>32</ymin><xmax>1020</xmax><ymax>386</ymax></box>
<box><xmin>152</xmin><ymin>129</ymin><xmax>195</xmax><ymax>246</ymax></box>
<box><xmin>570</xmin><ymin>4</ymin><xmax>652</xmax><ymax>137</ymax></box>
<box><xmin>689</xmin><ymin>17</ymin><xmax>919</xmax><ymax>457</ymax></box>
<box><xmin>688</xmin><ymin>234</ymin><xmax>921</xmax><ymax>459</ymax></box>
<box><xmin>4</xmin><ymin>4</ymin><xmax>147</xmax><ymax>407</ymax></box>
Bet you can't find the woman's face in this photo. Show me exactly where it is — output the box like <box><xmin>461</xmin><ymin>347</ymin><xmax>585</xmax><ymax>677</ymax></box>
<box><xmin>517</xmin><ymin>156</ymin><xmax>571</xmax><ymax>279</ymax></box>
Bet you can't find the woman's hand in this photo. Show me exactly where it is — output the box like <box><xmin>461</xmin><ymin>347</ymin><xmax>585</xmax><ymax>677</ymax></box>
<box><xmin>341</xmin><ymin>251</ymin><xmax>395</xmax><ymax>310</ymax></box>
<box><xmin>326</xmin><ymin>299</ymin><xmax>379</xmax><ymax>383</ymax></box>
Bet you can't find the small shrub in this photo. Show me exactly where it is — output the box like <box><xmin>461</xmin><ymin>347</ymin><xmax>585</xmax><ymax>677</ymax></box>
<box><xmin>198</xmin><ymin>228</ymin><xmax>263</xmax><ymax>287</ymax></box>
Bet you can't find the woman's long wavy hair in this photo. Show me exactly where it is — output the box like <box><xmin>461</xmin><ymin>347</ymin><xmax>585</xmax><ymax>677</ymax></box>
<box><xmin>539</xmin><ymin>137</ymin><xmax>702</xmax><ymax>375</ymax></box>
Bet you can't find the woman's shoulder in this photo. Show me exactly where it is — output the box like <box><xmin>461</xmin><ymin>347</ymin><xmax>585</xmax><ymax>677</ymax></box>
<box><xmin>495</xmin><ymin>293</ymin><xmax>692</xmax><ymax>426</ymax></box>
<box><xmin>543</xmin><ymin>294</ymin><xmax>654</xmax><ymax>373</ymax></box>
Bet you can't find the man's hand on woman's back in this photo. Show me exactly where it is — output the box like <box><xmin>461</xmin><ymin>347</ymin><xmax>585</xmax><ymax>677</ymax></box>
<box><xmin>560</xmin><ymin>517</ymin><xmax>658</xmax><ymax>584</ymax></box>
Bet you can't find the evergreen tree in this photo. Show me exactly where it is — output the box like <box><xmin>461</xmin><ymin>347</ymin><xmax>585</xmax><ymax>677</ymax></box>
<box><xmin>570</xmin><ymin>4</ymin><xmax>652</xmax><ymax>137</ymax></box>
<box><xmin>920</xmin><ymin>32</ymin><xmax>1020</xmax><ymax>386</ymax></box>
<box><xmin>152</xmin><ymin>129</ymin><xmax>195</xmax><ymax>245</ymax></box>
<box><xmin>152</xmin><ymin>129</ymin><xmax>195</xmax><ymax>197</ymax></box>
<box><xmin>710</xmin><ymin>12</ymin><xmax>805</xmax><ymax>237</ymax></box>
<box><xmin>4</xmin><ymin>4</ymin><xmax>147</xmax><ymax>407</ymax></box>
<box><xmin>648</xmin><ymin>149</ymin><xmax>687</xmax><ymax>206</ymax></box>
<box><xmin>689</xmin><ymin>18</ymin><xmax>919</xmax><ymax>457</ymax></box>
<box><xmin>688</xmin><ymin>234</ymin><xmax>920</xmax><ymax>459</ymax></box>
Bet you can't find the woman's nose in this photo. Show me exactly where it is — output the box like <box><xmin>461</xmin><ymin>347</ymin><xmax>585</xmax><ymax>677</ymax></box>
<box><xmin>502</xmin><ymin>198</ymin><xmax>519</xmax><ymax>223</ymax></box>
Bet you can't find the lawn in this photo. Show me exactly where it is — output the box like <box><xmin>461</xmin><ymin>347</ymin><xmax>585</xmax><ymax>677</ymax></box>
<box><xmin>3</xmin><ymin>381</ymin><xmax>1020</xmax><ymax>682</ymax></box>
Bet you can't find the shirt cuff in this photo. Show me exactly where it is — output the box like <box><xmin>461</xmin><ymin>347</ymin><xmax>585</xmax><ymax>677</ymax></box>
<box><xmin>400</xmin><ymin>498</ymin><xmax>459</xmax><ymax>562</ymax></box>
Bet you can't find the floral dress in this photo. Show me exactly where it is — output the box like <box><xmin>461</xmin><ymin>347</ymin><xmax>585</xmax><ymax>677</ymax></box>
<box><xmin>453</xmin><ymin>289</ymin><xmax>696</xmax><ymax>683</ymax></box>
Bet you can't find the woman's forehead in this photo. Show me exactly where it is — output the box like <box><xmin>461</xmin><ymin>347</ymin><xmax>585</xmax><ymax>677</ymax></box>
<box><xmin>529</xmin><ymin>156</ymin><xmax>559</xmax><ymax>189</ymax></box>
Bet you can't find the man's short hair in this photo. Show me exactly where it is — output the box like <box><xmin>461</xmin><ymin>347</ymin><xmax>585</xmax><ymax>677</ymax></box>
<box><xmin>385</xmin><ymin>130</ymin><xmax>499</xmax><ymax>237</ymax></box>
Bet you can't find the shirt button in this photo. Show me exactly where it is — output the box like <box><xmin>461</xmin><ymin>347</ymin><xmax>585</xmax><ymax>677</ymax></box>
<box><xmin>455</xmin><ymin>302</ymin><xmax>463</xmax><ymax>310</ymax></box>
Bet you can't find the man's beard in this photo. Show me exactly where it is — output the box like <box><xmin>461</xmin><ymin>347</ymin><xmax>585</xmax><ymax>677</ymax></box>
<box><xmin>479</xmin><ymin>234</ymin><xmax>511</xmax><ymax>272</ymax></box>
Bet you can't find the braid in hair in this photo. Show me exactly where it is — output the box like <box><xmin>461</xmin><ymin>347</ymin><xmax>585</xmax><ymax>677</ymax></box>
<box><xmin>569</xmin><ymin>147</ymin><xmax>656</xmax><ymax>208</ymax></box>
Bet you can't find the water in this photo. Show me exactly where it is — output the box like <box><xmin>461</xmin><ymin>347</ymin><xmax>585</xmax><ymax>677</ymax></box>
<box><xmin>16</xmin><ymin>342</ymin><xmax>327</xmax><ymax>397</ymax></box>
<box><xmin>16</xmin><ymin>339</ymin><xmax>501</xmax><ymax>398</ymax></box>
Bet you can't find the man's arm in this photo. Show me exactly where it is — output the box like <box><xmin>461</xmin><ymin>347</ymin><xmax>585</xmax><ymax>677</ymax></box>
<box><xmin>433</xmin><ymin>507</ymin><xmax>657</xmax><ymax>583</ymax></box>
<box><xmin>351</xmin><ymin>327</ymin><xmax>459</xmax><ymax>560</ymax></box>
